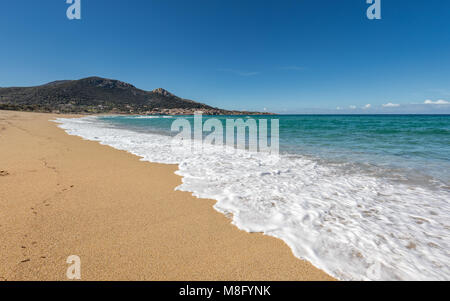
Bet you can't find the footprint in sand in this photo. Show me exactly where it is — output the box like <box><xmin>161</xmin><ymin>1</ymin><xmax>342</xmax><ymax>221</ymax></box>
<box><xmin>0</xmin><ymin>170</ymin><xmax>9</xmax><ymax>177</ymax></box>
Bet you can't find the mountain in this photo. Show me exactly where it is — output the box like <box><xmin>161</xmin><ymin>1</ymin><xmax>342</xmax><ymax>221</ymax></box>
<box><xmin>0</xmin><ymin>77</ymin><xmax>269</xmax><ymax>115</ymax></box>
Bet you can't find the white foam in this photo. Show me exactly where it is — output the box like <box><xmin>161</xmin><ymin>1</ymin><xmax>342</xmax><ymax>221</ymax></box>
<box><xmin>132</xmin><ymin>115</ymin><xmax>174</xmax><ymax>119</ymax></box>
<box><xmin>54</xmin><ymin>116</ymin><xmax>450</xmax><ymax>280</ymax></box>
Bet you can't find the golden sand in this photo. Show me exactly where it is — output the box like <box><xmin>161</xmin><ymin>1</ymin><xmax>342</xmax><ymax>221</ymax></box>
<box><xmin>0</xmin><ymin>110</ymin><xmax>334</xmax><ymax>281</ymax></box>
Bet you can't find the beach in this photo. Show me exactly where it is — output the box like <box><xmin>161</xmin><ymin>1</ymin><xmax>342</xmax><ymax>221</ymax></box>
<box><xmin>0</xmin><ymin>110</ymin><xmax>334</xmax><ymax>281</ymax></box>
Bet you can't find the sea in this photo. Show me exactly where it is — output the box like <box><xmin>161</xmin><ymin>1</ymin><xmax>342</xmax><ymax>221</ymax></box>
<box><xmin>55</xmin><ymin>114</ymin><xmax>450</xmax><ymax>281</ymax></box>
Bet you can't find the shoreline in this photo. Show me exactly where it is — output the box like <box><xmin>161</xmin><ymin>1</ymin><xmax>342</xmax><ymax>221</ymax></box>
<box><xmin>0</xmin><ymin>110</ymin><xmax>334</xmax><ymax>281</ymax></box>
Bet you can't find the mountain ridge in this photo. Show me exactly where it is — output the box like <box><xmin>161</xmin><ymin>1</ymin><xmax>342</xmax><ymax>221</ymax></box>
<box><xmin>0</xmin><ymin>76</ymin><xmax>271</xmax><ymax>115</ymax></box>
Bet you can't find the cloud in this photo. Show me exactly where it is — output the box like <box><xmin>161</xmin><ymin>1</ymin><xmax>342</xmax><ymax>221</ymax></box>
<box><xmin>349</xmin><ymin>105</ymin><xmax>357</xmax><ymax>109</ymax></box>
<box><xmin>424</xmin><ymin>99</ymin><xmax>449</xmax><ymax>105</ymax></box>
<box><xmin>218</xmin><ymin>68</ymin><xmax>260</xmax><ymax>77</ymax></box>
<box><xmin>364</xmin><ymin>104</ymin><xmax>371</xmax><ymax>109</ymax></box>
<box><xmin>382</xmin><ymin>102</ymin><xmax>400</xmax><ymax>108</ymax></box>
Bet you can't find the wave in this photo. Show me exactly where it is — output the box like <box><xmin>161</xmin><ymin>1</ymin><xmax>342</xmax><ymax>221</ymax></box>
<box><xmin>54</xmin><ymin>116</ymin><xmax>450</xmax><ymax>280</ymax></box>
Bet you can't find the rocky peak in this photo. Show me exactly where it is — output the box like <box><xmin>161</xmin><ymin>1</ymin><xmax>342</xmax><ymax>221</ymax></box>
<box><xmin>152</xmin><ymin>88</ymin><xmax>174</xmax><ymax>97</ymax></box>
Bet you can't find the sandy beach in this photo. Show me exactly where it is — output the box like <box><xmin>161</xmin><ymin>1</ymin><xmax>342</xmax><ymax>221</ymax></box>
<box><xmin>0</xmin><ymin>110</ymin><xmax>333</xmax><ymax>281</ymax></box>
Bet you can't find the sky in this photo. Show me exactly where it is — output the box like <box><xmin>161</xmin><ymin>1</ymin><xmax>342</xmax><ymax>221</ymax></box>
<box><xmin>0</xmin><ymin>0</ymin><xmax>449</xmax><ymax>114</ymax></box>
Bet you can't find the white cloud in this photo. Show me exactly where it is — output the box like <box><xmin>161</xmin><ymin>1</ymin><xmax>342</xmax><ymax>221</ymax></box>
<box><xmin>382</xmin><ymin>102</ymin><xmax>400</xmax><ymax>108</ymax></box>
<box><xmin>349</xmin><ymin>105</ymin><xmax>357</xmax><ymax>109</ymax></box>
<box><xmin>364</xmin><ymin>104</ymin><xmax>371</xmax><ymax>109</ymax></box>
<box><xmin>424</xmin><ymin>99</ymin><xmax>449</xmax><ymax>105</ymax></box>
<box><xmin>336</xmin><ymin>106</ymin><xmax>342</xmax><ymax>110</ymax></box>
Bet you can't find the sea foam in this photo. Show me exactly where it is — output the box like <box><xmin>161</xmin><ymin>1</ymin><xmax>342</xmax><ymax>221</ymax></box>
<box><xmin>54</xmin><ymin>116</ymin><xmax>450</xmax><ymax>281</ymax></box>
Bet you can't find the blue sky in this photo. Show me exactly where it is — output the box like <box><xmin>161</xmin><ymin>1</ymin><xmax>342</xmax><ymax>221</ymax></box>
<box><xmin>0</xmin><ymin>0</ymin><xmax>449</xmax><ymax>113</ymax></box>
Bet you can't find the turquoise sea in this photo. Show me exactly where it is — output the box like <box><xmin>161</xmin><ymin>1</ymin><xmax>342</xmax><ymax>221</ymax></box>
<box><xmin>100</xmin><ymin>114</ymin><xmax>450</xmax><ymax>187</ymax></box>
